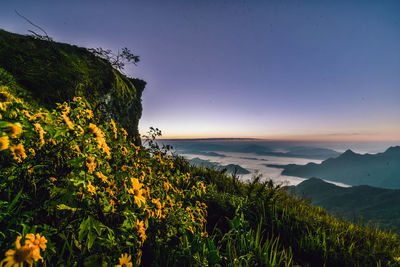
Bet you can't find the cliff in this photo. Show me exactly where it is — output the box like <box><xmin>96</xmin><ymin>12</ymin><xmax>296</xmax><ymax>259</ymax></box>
<box><xmin>0</xmin><ymin>29</ymin><xmax>145</xmax><ymax>143</ymax></box>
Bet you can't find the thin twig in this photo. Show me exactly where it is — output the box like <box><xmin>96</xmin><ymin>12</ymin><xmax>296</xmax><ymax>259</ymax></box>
<box><xmin>15</xmin><ymin>10</ymin><xmax>52</xmax><ymax>41</ymax></box>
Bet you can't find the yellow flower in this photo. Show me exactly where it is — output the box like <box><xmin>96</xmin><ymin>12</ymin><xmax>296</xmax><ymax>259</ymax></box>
<box><xmin>0</xmin><ymin>234</ymin><xmax>46</xmax><ymax>267</ymax></box>
<box><xmin>86</xmin><ymin>157</ymin><xmax>96</xmax><ymax>174</ymax></box>
<box><xmin>29</xmin><ymin>148</ymin><xmax>36</xmax><ymax>156</ymax></box>
<box><xmin>152</xmin><ymin>198</ymin><xmax>163</xmax><ymax>219</ymax></box>
<box><xmin>77</xmin><ymin>187</ymin><xmax>85</xmax><ymax>200</ymax></box>
<box><xmin>25</xmin><ymin>233</ymin><xmax>47</xmax><ymax>261</ymax></box>
<box><xmin>48</xmin><ymin>138</ymin><xmax>56</xmax><ymax>146</ymax></box>
<box><xmin>73</xmin><ymin>145</ymin><xmax>81</xmax><ymax>153</ymax></box>
<box><xmin>120</xmin><ymin>146</ymin><xmax>128</xmax><ymax>156</ymax></box>
<box><xmin>0</xmin><ymin>136</ymin><xmax>9</xmax><ymax>151</ymax></box>
<box><xmin>131</xmin><ymin>142</ymin><xmax>140</xmax><ymax>151</ymax></box>
<box><xmin>10</xmin><ymin>143</ymin><xmax>27</xmax><ymax>162</ymax></box>
<box><xmin>164</xmin><ymin>181</ymin><xmax>170</xmax><ymax>192</ymax></box>
<box><xmin>78</xmin><ymin>126</ymin><xmax>85</xmax><ymax>135</ymax></box>
<box><xmin>121</xmin><ymin>128</ymin><xmax>128</xmax><ymax>139</ymax></box>
<box><xmin>85</xmin><ymin>109</ymin><xmax>93</xmax><ymax>119</ymax></box>
<box><xmin>29</xmin><ymin>112</ymin><xmax>46</xmax><ymax>121</ymax></box>
<box><xmin>187</xmin><ymin>225</ymin><xmax>194</xmax><ymax>234</ymax></box>
<box><xmin>34</xmin><ymin>123</ymin><xmax>46</xmax><ymax>147</ymax></box>
<box><xmin>128</xmin><ymin>178</ymin><xmax>145</xmax><ymax>208</ymax></box>
<box><xmin>87</xmin><ymin>180</ymin><xmax>97</xmax><ymax>195</ymax></box>
<box><xmin>0</xmin><ymin>236</ymin><xmax>34</xmax><ymax>267</ymax></box>
<box><xmin>50</xmin><ymin>177</ymin><xmax>57</xmax><ymax>182</ymax></box>
<box><xmin>110</xmin><ymin>199</ymin><xmax>116</xmax><ymax>213</ymax></box>
<box><xmin>136</xmin><ymin>219</ymin><xmax>147</xmax><ymax>243</ymax></box>
<box><xmin>87</xmin><ymin>123</ymin><xmax>111</xmax><ymax>157</ymax></box>
<box><xmin>136</xmin><ymin>250</ymin><xmax>142</xmax><ymax>266</ymax></box>
<box><xmin>0</xmin><ymin>91</ymin><xmax>11</xmax><ymax>102</ymax></box>
<box><xmin>4</xmin><ymin>123</ymin><xmax>22</xmax><ymax>138</ymax></box>
<box><xmin>96</xmin><ymin>172</ymin><xmax>108</xmax><ymax>184</ymax></box>
<box><xmin>21</xmin><ymin>110</ymin><xmax>31</xmax><ymax>118</ymax></box>
<box><xmin>201</xmin><ymin>232</ymin><xmax>208</xmax><ymax>238</ymax></box>
<box><xmin>111</xmin><ymin>119</ymin><xmax>118</xmax><ymax>139</ymax></box>
<box><xmin>115</xmin><ymin>253</ymin><xmax>132</xmax><ymax>267</ymax></box>
<box><xmin>62</xmin><ymin>112</ymin><xmax>74</xmax><ymax>130</ymax></box>
<box><xmin>199</xmin><ymin>182</ymin><xmax>206</xmax><ymax>194</ymax></box>
<box><xmin>28</xmin><ymin>166</ymin><xmax>34</xmax><ymax>175</ymax></box>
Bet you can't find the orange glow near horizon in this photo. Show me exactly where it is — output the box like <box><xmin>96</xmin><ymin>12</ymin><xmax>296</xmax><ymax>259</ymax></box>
<box><xmin>156</xmin><ymin>133</ymin><xmax>400</xmax><ymax>142</ymax></box>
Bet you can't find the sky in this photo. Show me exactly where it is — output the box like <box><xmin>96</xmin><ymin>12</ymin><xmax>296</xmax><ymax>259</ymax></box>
<box><xmin>1</xmin><ymin>0</ymin><xmax>399</xmax><ymax>141</ymax></box>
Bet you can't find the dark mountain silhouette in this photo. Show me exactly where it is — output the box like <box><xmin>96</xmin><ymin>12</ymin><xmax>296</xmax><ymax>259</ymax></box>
<box><xmin>269</xmin><ymin>146</ymin><xmax>400</xmax><ymax>189</ymax></box>
<box><xmin>187</xmin><ymin>157</ymin><xmax>250</xmax><ymax>175</ymax></box>
<box><xmin>163</xmin><ymin>140</ymin><xmax>340</xmax><ymax>160</ymax></box>
<box><xmin>287</xmin><ymin>178</ymin><xmax>400</xmax><ymax>233</ymax></box>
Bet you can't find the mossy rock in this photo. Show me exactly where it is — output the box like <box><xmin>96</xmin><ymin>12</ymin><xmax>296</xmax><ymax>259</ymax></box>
<box><xmin>0</xmin><ymin>29</ymin><xmax>145</xmax><ymax>143</ymax></box>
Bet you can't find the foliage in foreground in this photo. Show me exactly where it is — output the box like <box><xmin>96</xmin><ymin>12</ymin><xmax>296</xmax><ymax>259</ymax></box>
<box><xmin>0</xmin><ymin>86</ymin><xmax>209</xmax><ymax>266</ymax></box>
<box><xmin>0</xmin><ymin>82</ymin><xmax>400</xmax><ymax>266</ymax></box>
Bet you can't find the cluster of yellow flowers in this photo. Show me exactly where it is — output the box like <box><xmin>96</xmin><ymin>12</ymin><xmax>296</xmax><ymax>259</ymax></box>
<box><xmin>128</xmin><ymin>178</ymin><xmax>146</xmax><ymax>208</ymax></box>
<box><xmin>0</xmin><ymin>123</ymin><xmax>22</xmax><ymax>148</ymax></box>
<box><xmin>58</xmin><ymin>102</ymin><xmax>75</xmax><ymax>131</ymax></box>
<box><xmin>0</xmin><ymin>90</ymin><xmax>12</xmax><ymax>118</ymax></box>
<box><xmin>0</xmin><ymin>234</ymin><xmax>47</xmax><ymax>267</ymax></box>
<box><xmin>0</xmin><ymin>113</ymin><xmax>26</xmax><ymax>162</ymax></box>
<box><xmin>87</xmin><ymin>123</ymin><xmax>111</xmax><ymax>157</ymax></box>
<box><xmin>111</xmin><ymin>119</ymin><xmax>118</xmax><ymax>139</ymax></box>
<box><xmin>1</xmin><ymin>91</ymin><xmax>211</xmax><ymax>266</ymax></box>
<box><xmin>33</xmin><ymin>123</ymin><xmax>46</xmax><ymax>147</ymax></box>
<box><xmin>0</xmin><ymin>89</ymin><xmax>49</xmax><ymax>164</ymax></box>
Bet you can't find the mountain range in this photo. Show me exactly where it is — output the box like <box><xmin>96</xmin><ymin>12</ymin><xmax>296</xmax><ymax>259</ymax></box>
<box><xmin>186</xmin><ymin>157</ymin><xmax>250</xmax><ymax>175</ymax></box>
<box><xmin>268</xmin><ymin>146</ymin><xmax>400</xmax><ymax>189</ymax></box>
<box><xmin>162</xmin><ymin>139</ymin><xmax>341</xmax><ymax>160</ymax></box>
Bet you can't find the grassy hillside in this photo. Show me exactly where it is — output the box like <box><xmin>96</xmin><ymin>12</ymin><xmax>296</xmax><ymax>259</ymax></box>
<box><xmin>0</xmin><ymin>29</ymin><xmax>145</xmax><ymax>143</ymax></box>
<box><xmin>0</xmin><ymin>32</ymin><xmax>400</xmax><ymax>266</ymax></box>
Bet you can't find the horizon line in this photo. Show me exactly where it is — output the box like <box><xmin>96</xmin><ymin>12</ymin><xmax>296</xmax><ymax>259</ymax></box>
<box><xmin>155</xmin><ymin>137</ymin><xmax>400</xmax><ymax>143</ymax></box>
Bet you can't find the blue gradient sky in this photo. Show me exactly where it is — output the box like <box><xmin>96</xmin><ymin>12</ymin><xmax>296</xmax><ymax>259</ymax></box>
<box><xmin>1</xmin><ymin>0</ymin><xmax>399</xmax><ymax>141</ymax></box>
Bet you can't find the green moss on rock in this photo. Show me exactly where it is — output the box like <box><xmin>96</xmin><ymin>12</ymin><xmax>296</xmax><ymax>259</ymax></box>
<box><xmin>0</xmin><ymin>29</ymin><xmax>145</xmax><ymax>143</ymax></box>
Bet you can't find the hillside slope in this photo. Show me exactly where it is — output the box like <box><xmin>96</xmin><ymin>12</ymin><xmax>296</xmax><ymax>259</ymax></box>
<box><xmin>287</xmin><ymin>178</ymin><xmax>400</xmax><ymax>232</ymax></box>
<box><xmin>0</xmin><ymin>29</ymin><xmax>145</xmax><ymax>142</ymax></box>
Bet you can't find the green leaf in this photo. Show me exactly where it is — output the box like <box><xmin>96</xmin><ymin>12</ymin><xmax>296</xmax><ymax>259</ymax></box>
<box><xmin>7</xmin><ymin>176</ymin><xmax>16</xmax><ymax>181</ymax></box>
<box><xmin>56</xmin><ymin>204</ymin><xmax>77</xmax><ymax>212</ymax></box>
<box><xmin>53</xmin><ymin>129</ymin><xmax>64</xmax><ymax>139</ymax></box>
<box><xmin>8</xmin><ymin>188</ymin><xmax>23</xmax><ymax>211</ymax></box>
<box><xmin>78</xmin><ymin>217</ymin><xmax>91</xmax><ymax>242</ymax></box>
<box><xmin>87</xmin><ymin>230</ymin><xmax>97</xmax><ymax>250</ymax></box>
<box><xmin>32</xmin><ymin>165</ymin><xmax>47</xmax><ymax>170</ymax></box>
<box><xmin>0</xmin><ymin>121</ymin><xmax>10</xmax><ymax>127</ymax></box>
<box><xmin>91</xmin><ymin>218</ymin><xmax>103</xmax><ymax>236</ymax></box>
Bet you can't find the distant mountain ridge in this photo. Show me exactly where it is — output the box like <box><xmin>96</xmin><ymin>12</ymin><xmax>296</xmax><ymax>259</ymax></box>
<box><xmin>287</xmin><ymin>178</ymin><xmax>400</xmax><ymax>233</ymax></box>
<box><xmin>270</xmin><ymin>146</ymin><xmax>400</xmax><ymax>189</ymax></box>
<box><xmin>186</xmin><ymin>157</ymin><xmax>250</xmax><ymax>175</ymax></box>
<box><xmin>163</xmin><ymin>140</ymin><xmax>340</xmax><ymax>160</ymax></box>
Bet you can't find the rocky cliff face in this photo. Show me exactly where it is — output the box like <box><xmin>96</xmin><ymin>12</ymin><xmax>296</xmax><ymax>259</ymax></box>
<box><xmin>0</xmin><ymin>29</ymin><xmax>145</xmax><ymax>143</ymax></box>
